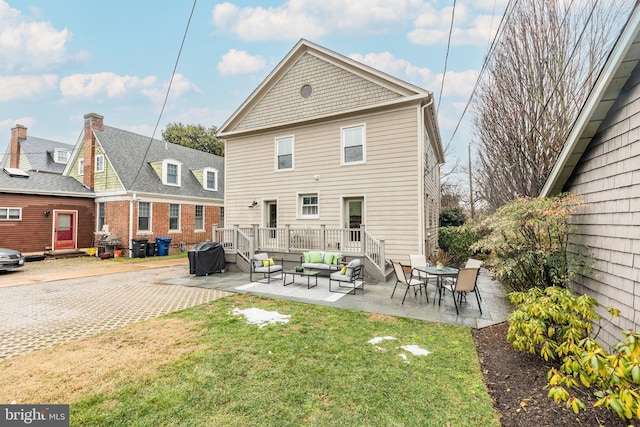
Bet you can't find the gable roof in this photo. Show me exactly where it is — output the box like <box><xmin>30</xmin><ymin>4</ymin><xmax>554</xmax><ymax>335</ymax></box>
<box><xmin>541</xmin><ymin>5</ymin><xmax>640</xmax><ymax>196</ymax></box>
<box><xmin>218</xmin><ymin>39</ymin><xmax>436</xmax><ymax>138</ymax></box>
<box><xmin>89</xmin><ymin>126</ymin><xmax>224</xmax><ymax>199</ymax></box>
<box><xmin>1</xmin><ymin>136</ymin><xmax>73</xmax><ymax>174</ymax></box>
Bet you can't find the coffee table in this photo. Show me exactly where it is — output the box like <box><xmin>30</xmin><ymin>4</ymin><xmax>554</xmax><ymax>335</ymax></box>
<box><xmin>283</xmin><ymin>269</ymin><xmax>319</xmax><ymax>289</ymax></box>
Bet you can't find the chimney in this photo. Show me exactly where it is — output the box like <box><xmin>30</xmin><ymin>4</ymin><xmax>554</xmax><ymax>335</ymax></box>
<box><xmin>9</xmin><ymin>125</ymin><xmax>27</xmax><ymax>169</ymax></box>
<box><xmin>83</xmin><ymin>113</ymin><xmax>104</xmax><ymax>189</ymax></box>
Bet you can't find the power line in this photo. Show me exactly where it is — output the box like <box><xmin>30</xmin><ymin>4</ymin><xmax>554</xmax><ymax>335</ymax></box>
<box><xmin>130</xmin><ymin>0</ymin><xmax>198</xmax><ymax>188</ymax></box>
<box><xmin>437</xmin><ymin>0</ymin><xmax>457</xmax><ymax>116</ymax></box>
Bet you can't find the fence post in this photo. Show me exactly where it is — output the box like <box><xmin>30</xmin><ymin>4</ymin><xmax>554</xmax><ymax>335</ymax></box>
<box><xmin>252</xmin><ymin>224</ymin><xmax>259</xmax><ymax>251</ymax></box>
<box><xmin>212</xmin><ymin>224</ymin><xmax>218</xmax><ymax>243</ymax></box>
<box><xmin>233</xmin><ymin>225</ymin><xmax>239</xmax><ymax>254</ymax></box>
<box><xmin>285</xmin><ymin>224</ymin><xmax>291</xmax><ymax>252</ymax></box>
<box><xmin>320</xmin><ymin>224</ymin><xmax>326</xmax><ymax>250</ymax></box>
<box><xmin>360</xmin><ymin>224</ymin><xmax>366</xmax><ymax>254</ymax></box>
<box><xmin>379</xmin><ymin>239</ymin><xmax>385</xmax><ymax>270</ymax></box>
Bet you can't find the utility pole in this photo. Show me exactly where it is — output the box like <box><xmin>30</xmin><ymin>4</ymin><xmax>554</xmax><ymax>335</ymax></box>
<box><xmin>469</xmin><ymin>143</ymin><xmax>475</xmax><ymax>219</ymax></box>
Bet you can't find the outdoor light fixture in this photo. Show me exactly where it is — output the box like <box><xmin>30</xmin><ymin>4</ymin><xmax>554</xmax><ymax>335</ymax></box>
<box><xmin>44</xmin><ymin>211</ymin><xmax>51</xmax><ymax>217</ymax></box>
<box><xmin>248</xmin><ymin>200</ymin><xmax>258</xmax><ymax>207</ymax></box>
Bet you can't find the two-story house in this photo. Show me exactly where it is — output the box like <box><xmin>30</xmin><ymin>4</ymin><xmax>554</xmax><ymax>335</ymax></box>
<box><xmin>217</xmin><ymin>39</ymin><xmax>444</xmax><ymax>279</ymax></box>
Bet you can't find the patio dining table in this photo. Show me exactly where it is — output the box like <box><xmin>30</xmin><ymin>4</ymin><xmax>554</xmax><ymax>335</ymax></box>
<box><xmin>416</xmin><ymin>266</ymin><xmax>459</xmax><ymax>304</ymax></box>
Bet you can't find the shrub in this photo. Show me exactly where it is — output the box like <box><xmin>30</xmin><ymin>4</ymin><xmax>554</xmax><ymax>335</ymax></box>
<box><xmin>438</xmin><ymin>224</ymin><xmax>486</xmax><ymax>267</ymax></box>
<box><xmin>439</xmin><ymin>207</ymin><xmax>467</xmax><ymax>227</ymax></box>
<box><xmin>472</xmin><ymin>193</ymin><xmax>591</xmax><ymax>292</ymax></box>
<box><xmin>508</xmin><ymin>286</ymin><xmax>640</xmax><ymax>422</ymax></box>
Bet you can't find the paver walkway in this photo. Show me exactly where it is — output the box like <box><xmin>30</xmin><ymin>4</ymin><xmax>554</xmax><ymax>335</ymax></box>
<box><xmin>0</xmin><ymin>258</ymin><xmax>228</xmax><ymax>360</ymax></box>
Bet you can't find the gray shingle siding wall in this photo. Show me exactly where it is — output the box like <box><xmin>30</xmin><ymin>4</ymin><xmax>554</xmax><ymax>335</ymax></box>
<box><xmin>235</xmin><ymin>53</ymin><xmax>401</xmax><ymax>131</ymax></box>
<box><xmin>564</xmin><ymin>62</ymin><xmax>640</xmax><ymax>349</ymax></box>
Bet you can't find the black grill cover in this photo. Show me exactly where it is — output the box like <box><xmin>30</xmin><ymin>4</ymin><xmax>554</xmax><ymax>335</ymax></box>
<box><xmin>188</xmin><ymin>241</ymin><xmax>226</xmax><ymax>276</ymax></box>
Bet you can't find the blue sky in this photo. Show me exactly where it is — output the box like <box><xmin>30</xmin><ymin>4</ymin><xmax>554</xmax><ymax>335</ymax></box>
<box><xmin>0</xmin><ymin>0</ymin><xmax>508</xmax><ymax>167</ymax></box>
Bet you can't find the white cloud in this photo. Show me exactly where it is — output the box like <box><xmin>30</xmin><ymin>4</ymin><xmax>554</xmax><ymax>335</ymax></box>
<box><xmin>211</xmin><ymin>0</ymin><xmax>424</xmax><ymax>41</ymax></box>
<box><xmin>0</xmin><ymin>74</ymin><xmax>58</xmax><ymax>102</ymax></box>
<box><xmin>349</xmin><ymin>52</ymin><xmax>433</xmax><ymax>88</ymax></box>
<box><xmin>436</xmin><ymin>69</ymin><xmax>478</xmax><ymax>97</ymax></box>
<box><xmin>409</xmin><ymin>3</ymin><xmax>502</xmax><ymax>46</ymax></box>
<box><xmin>0</xmin><ymin>1</ymin><xmax>72</xmax><ymax>72</ymax></box>
<box><xmin>59</xmin><ymin>72</ymin><xmax>157</xmax><ymax>100</ymax></box>
<box><xmin>141</xmin><ymin>73</ymin><xmax>200</xmax><ymax>104</ymax></box>
<box><xmin>217</xmin><ymin>49</ymin><xmax>266</xmax><ymax>76</ymax></box>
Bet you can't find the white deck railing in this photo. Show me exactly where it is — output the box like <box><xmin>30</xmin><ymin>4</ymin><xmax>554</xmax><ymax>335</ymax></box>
<box><xmin>212</xmin><ymin>224</ymin><xmax>386</xmax><ymax>272</ymax></box>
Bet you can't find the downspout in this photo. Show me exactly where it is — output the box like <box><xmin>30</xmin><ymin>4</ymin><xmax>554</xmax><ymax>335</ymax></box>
<box><xmin>420</xmin><ymin>95</ymin><xmax>434</xmax><ymax>256</ymax></box>
<box><xmin>129</xmin><ymin>193</ymin><xmax>136</xmax><ymax>257</ymax></box>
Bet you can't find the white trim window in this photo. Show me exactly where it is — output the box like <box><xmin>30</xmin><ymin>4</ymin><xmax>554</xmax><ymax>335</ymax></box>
<box><xmin>95</xmin><ymin>154</ymin><xmax>105</xmax><ymax>172</ymax></box>
<box><xmin>203</xmin><ymin>168</ymin><xmax>218</xmax><ymax>191</ymax></box>
<box><xmin>78</xmin><ymin>158</ymin><xmax>84</xmax><ymax>176</ymax></box>
<box><xmin>300</xmin><ymin>194</ymin><xmax>318</xmax><ymax>218</ymax></box>
<box><xmin>169</xmin><ymin>203</ymin><xmax>180</xmax><ymax>231</ymax></box>
<box><xmin>163</xmin><ymin>159</ymin><xmax>182</xmax><ymax>186</ymax></box>
<box><xmin>0</xmin><ymin>207</ymin><xmax>21</xmax><ymax>221</ymax></box>
<box><xmin>194</xmin><ymin>205</ymin><xmax>204</xmax><ymax>231</ymax></box>
<box><xmin>138</xmin><ymin>202</ymin><xmax>151</xmax><ymax>232</ymax></box>
<box><xmin>53</xmin><ymin>148</ymin><xmax>70</xmax><ymax>164</ymax></box>
<box><xmin>341</xmin><ymin>124</ymin><xmax>365</xmax><ymax>164</ymax></box>
<box><xmin>276</xmin><ymin>136</ymin><xmax>294</xmax><ymax>171</ymax></box>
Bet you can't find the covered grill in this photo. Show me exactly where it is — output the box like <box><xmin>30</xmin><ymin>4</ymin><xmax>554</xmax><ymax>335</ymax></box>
<box><xmin>188</xmin><ymin>241</ymin><xmax>225</xmax><ymax>276</ymax></box>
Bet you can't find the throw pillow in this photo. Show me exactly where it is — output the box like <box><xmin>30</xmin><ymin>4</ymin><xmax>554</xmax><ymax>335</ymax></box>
<box><xmin>309</xmin><ymin>251</ymin><xmax>323</xmax><ymax>263</ymax></box>
<box><xmin>303</xmin><ymin>252</ymin><xmax>312</xmax><ymax>263</ymax></box>
<box><xmin>340</xmin><ymin>266</ymin><xmax>347</xmax><ymax>275</ymax></box>
<box><xmin>262</xmin><ymin>258</ymin><xmax>275</xmax><ymax>267</ymax></box>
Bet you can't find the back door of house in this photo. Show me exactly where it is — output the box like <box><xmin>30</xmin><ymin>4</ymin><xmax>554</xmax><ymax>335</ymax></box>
<box><xmin>343</xmin><ymin>198</ymin><xmax>363</xmax><ymax>250</ymax></box>
<box><xmin>53</xmin><ymin>210</ymin><xmax>77</xmax><ymax>250</ymax></box>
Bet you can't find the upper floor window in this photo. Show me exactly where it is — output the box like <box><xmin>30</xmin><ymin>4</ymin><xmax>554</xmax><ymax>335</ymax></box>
<box><xmin>300</xmin><ymin>194</ymin><xmax>318</xmax><ymax>218</ymax></box>
<box><xmin>138</xmin><ymin>202</ymin><xmax>151</xmax><ymax>232</ymax></box>
<box><xmin>203</xmin><ymin>168</ymin><xmax>218</xmax><ymax>191</ymax></box>
<box><xmin>342</xmin><ymin>124</ymin><xmax>365</xmax><ymax>164</ymax></box>
<box><xmin>78</xmin><ymin>158</ymin><xmax>84</xmax><ymax>176</ymax></box>
<box><xmin>0</xmin><ymin>207</ymin><xmax>21</xmax><ymax>221</ymax></box>
<box><xmin>169</xmin><ymin>203</ymin><xmax>180</xmax><ymax>231</ymax></box>
<box><xmin>95</xmin><ymin>154</ymin><xmax>105</xmax><ymax>172</ymax></box>
<box><xmin>53</xmin><ymin>148</ymin><xmax>70</xmax><ymax>164</ymax></box>
<box><xmin>97</xmin><ymin>202</ymin><xmax>105</xmax><ymax>232</ymax></box>
<box><xmin>162</xmin><ymin>159</ymin><xmax>181</xmax><ymax>186</ymax></box>
<box><xmin>276</xmin><ymin>136</ymin><xmax>294</xmax><ymax>171</ymax></box>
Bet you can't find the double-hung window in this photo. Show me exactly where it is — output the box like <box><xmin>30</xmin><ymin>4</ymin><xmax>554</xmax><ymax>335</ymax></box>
<box><xmin>138</xmin><ymin>202</ymin><xmax>151</xmax><ymax>232</ymax></box>
<box><xmin>276</xmin><ymin>136</ymin><xmax>293</xmax><ymax>171</ymax></box>
<box><xmin>78</xmin><ymin>158</ymin><xmax>84</xmax><ymax>176</ymax></box>
<box><xmin>194</xmin><ymin>205</ymin><xmax>204</xmax><ymax>231</ymax></box>
<box><xmin>97</xmin><ymin>202</ymin><xmax>105</xmax><ymax>232</ymax></box>
<box><xmin>342</xmin><ymin>124</ymin><xmax>365</xmax><ymax>164</ymax></box>
<box><xmin>203</xmin><ymin>168</ymin><xmax>218</xmax><ymax>191</ymax></box>
<box><xmin>300</xmin><ymin>194</ymin><xmax>318</xmax><ymax>218</ymax></box>
<box><xmin>163</xmin><ymin>159</ymin><xmax>182</xmax><ymax>186</ymax></box>
<box><xmin>95</xmin><ymin>154</ymin><xmax>105</xmax><ymax>172</ymax></box>
<box><xmin>169</xmin><ymin>204</ymin><xmax>180</xmax><ymax>231</ymax></box>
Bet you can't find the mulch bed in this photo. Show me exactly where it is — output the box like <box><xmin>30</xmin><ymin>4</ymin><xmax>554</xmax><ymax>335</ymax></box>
<box><xmin>472</xmin><ymin>322</ymin><xmax>634</xmax><ymax>427</ymax></box>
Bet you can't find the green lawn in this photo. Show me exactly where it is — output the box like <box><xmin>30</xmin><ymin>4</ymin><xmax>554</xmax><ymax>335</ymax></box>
<box><xmin>72</xmin><ymin>294</ymin><xmax>500</xmax><ymax>426</ymax></box>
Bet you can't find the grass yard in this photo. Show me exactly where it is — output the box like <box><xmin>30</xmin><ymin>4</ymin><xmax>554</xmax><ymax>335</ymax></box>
<box><xmin>1</xmin><ymin>294</ymin><xmax>499</xmax><ymax>426</ymax></box>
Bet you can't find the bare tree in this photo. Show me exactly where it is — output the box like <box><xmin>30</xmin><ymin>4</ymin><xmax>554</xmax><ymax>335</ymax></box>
<box><xmin>473</xmin><ymin>0</ymin><xmax>633</xmax><ymax>211</ymax></box>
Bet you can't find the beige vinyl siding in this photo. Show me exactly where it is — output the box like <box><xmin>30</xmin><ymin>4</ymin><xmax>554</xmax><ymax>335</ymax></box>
<box><xmin>236</xmin><ymin>53</ymin><xmax>402</xmax><ymax>131</ymax></box>
<box><xmin>225</xmin><ymin>104</ymin><xmax>422</xmax><ymax>260</ymax></box>
<box><xmin>563</xmin><ymin>70</ymin><xmax>640</xmax><ymax>348</ymax></box>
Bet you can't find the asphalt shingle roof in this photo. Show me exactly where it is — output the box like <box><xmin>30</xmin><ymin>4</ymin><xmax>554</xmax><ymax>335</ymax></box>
<box><xmin>0</xmin><ymin>169</ymin><xmax>93</xmax><ymax>195</ymax></box>
<box><xmin>95</xmin><ymin>126</ymin><xmax>224</xmax><ymax>200</ymax></box>
<box><xmin>20</xmin><ymin>137</ymin><xmax>74</xmax><ymax>174</ymax></box>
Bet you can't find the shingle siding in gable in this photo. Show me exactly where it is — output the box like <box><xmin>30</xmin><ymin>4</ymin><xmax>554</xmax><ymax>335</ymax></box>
<box><xmin>235</xmin><ymin>53</ymin><xmax>402</xmax><ymax>131</ymax></box>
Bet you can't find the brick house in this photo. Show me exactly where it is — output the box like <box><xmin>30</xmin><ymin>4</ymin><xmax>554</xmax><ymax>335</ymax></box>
<box><xmin>63</xmin><ymin>113</ymin><xmax>225</xmax><ymax>255</ymax></box>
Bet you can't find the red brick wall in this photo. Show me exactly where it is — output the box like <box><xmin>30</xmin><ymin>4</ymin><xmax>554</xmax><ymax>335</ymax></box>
<box><xmin>103</xmin><ymin>200</ymin><xmax>221</xmax><ymax>254</ymax></box>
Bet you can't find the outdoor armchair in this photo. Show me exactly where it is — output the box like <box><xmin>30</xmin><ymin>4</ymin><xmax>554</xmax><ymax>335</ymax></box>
<box><xmin>249</xmin><ymin>253</ymin><xmax>283</xmax><ymax>284</ymax></box>
<box><xmin>329</xmin><ymin>258</ymin><xmax>364</xmax><ymax>295</ymax></box>
<box><xmin>440</xmin><ymin>267</ymin><xmax>482</xmax><ymax>315</ymax></box>
<box><xmin>408</xmin><ymin>254</ymin><xmax>437</xmax><ymax>289</ymax></box>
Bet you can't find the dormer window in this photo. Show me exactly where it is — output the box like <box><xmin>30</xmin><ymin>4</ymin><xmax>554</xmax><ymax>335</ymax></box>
<box><xmin>162</xmin><ymin>159</ymin><xmax>181</xmax><ymax>187</ymax></box>
<box><xmin>203</xmin><ymin>167</ymin><xmax>218</xmax><ymax>191</ymax></box>
<box><xmin>53</xmin><ymin>148</ymin><xmax>70</xmax><ymax>164</ymax></box>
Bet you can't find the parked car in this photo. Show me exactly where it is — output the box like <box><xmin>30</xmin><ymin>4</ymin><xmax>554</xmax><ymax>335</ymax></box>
<box><xmin>0</xmin><ymin>247</ymin><xmax>25</xmax><ymax>271</ymax></box>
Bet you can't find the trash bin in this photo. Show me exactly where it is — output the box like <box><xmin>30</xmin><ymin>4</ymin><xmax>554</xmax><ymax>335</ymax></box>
<box><xmin>131</xmin><ymin>238</ymin><xmax>147</xmax><ymax>258</ymax></box>
<box><xmin>146</xmin><ymin>241</ymin><xmax>156</xmax><ymax>257</ymax></box>
<box><xmin>188</xmin><ymin>241</ymin><xmax>226</xmax><ymax>276</ymax></box>
<box><xmin>155</xmin><ymin>237</ymin><xmax>172</xmax><ymax>256</ymax></box>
